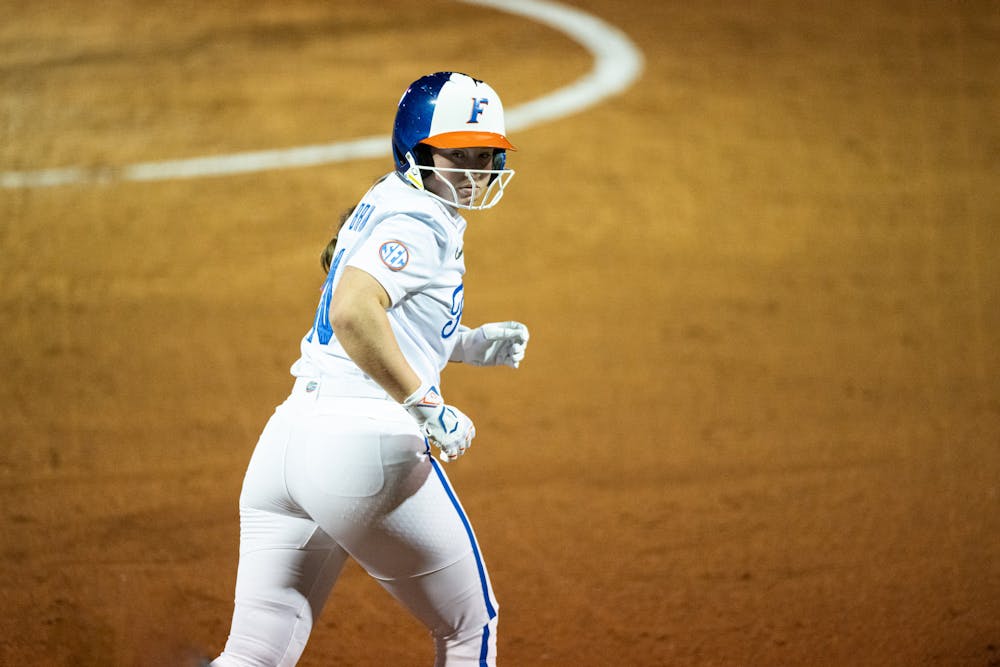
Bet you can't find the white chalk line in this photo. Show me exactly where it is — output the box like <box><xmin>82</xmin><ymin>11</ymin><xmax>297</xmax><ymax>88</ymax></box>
<box><xmin>1</xmin><ymin>0</ymin><xmax>643</xmax><ymax>189</ymax></box>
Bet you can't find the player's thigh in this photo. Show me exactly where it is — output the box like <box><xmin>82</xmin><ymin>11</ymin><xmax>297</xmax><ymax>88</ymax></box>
<box><xmin>235</xmin><ymin>507</ymin><xmax>345</xmax><ymax>598</ymax></box>
<box><xmin>222</xmin><ymin>524</ymin><xmax>349</xmax><ymax>667</ymax></box>
<box><xmin>376</xmin><ymin>548</ymin><xmax>498</xmax><ymax>640</ymax></box>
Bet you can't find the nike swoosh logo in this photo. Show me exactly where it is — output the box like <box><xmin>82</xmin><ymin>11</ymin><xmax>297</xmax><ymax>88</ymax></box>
<box><xmin>455</xmin><ymin>246</ymin><xmax>464</xmax><ymax>260</ymax></box>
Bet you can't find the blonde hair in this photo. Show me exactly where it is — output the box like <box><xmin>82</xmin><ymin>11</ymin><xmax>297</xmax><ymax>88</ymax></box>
<box><xmin>320</xmin><ymin>206</ymin><xmax>356</xmax><ymax>274</ymax></box>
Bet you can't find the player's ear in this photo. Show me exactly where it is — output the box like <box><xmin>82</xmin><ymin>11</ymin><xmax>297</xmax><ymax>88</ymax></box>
<box><xmin>413</xmin><ymin>144</ymin><xmax>433</xmax><ymax>167</ymax></box>
<box><xmin>414</xmin><ymin>144</ymin><xmax>436</xmax><ymax>180</ymax></box>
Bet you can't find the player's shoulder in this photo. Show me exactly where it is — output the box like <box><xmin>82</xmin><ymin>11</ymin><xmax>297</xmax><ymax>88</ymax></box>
<box><xmin>369</xmin><ymin>175</ymin><xmax>441</xmax><ymax>212</ymax></box>
<box><xmin>368</xmin><ymin>174</ymin><xmax>460</xmax><ymax>241</ymax></box>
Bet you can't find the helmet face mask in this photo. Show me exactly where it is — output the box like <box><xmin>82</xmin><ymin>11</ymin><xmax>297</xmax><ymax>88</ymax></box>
<box><xmin>393</xmin><ymin>72</ymin><xmax>516</xmax><ymax>210</ymax></box>
<box><xmin>401</xmin><ymin>149</ymin><xmax>514</xmax><ymax>210</ymax></box>
<box><xmin>404</xmin><ymin>156</ymin><xmax>515</xmax><ymax>210</ymax></box>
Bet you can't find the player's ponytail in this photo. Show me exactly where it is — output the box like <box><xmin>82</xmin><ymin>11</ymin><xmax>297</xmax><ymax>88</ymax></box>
<box><xmin>320</xmin><ymin>206</ymin><xmax>356</xmax><ymax>274</ymax></box>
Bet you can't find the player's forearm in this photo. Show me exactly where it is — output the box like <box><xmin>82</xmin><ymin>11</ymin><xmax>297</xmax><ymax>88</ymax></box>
<box><xmin>329</xmin><ymin>290</ymin><xmax>420</xmax><ymax>403</ymax></box>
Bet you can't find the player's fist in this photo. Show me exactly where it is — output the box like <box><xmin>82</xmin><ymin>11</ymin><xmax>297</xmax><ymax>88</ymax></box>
<box><xmin>403</xmin><ymin>383</ymin><xmax>476</xmax><ymax>462</ymax></box>
<box><xmin>450</xmin><ymin>321</ymin><xmax>530</xmax><ymax>368</ymax></box>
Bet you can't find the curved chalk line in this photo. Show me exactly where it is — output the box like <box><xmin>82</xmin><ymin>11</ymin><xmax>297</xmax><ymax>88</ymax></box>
<box><xmin>1</xmin><ymin>0</ymin><xmax>643</xmax><ymax>189</ymax></box>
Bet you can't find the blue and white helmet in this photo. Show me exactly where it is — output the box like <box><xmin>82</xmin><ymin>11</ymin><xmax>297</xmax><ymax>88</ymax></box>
<box><xmin>392</xmin><ymin>72</ymin><xmax>516</xmax><ymax>210</ymax></box>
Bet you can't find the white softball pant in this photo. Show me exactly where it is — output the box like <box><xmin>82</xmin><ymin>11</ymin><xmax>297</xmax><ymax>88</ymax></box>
<box><xmin>210</xmin><ymin>383</ymin><xmax>499</xmax><ymax>667</ymax></box>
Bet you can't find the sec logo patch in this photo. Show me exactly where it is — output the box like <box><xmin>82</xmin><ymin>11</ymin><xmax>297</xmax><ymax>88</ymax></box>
<box><xmin>379</xmin><ymin>241</ymin><xmax>409</xmax><ymax>271</ymax></box>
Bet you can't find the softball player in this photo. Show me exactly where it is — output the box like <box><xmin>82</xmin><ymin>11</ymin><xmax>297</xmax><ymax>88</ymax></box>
<box><xmin>209</xmin><ymin>72</ymin><xmax>529</xmax><ymax>667</ymax></box>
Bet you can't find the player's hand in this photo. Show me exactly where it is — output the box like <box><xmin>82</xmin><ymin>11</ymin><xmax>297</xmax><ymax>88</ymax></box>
<box><xmin>450</xmin><ymin>321</ymin><xmax>530</xmax><ymax>368</ymax></box>
<box><xmin>403</xmin><ymin>383</ymin><xmax>476</xmax><ymax>462</ymax></box>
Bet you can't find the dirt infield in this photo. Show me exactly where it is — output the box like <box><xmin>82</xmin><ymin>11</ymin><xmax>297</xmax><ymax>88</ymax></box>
<box><xmin>2</xmin><ymin>1</ymin><xmax>998</xmax><ymax>665</ymax></box>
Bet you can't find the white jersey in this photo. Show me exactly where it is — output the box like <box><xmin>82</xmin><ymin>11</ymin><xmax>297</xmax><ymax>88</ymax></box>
<box><xmin>291</xmin><ymin>173</ymin><xmax>467</xmax><ymax>393</ymax></box>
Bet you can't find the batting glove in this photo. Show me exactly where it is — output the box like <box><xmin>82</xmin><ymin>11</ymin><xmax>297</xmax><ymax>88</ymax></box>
<box><xmin>449</xmin><ymin>321</ymin><xmax>530</xmax><ymax>368</ymax></box>
<box><xmin>403</xmin><ymin>383</ymin><xmax>476</xmax><ymax>462</ymax></box>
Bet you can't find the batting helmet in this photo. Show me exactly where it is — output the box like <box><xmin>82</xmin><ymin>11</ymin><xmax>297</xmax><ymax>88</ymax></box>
<box><xmin>392</xmin><ymin>72</ymin><xmax>516</xmax><ymax>209</ymax></box>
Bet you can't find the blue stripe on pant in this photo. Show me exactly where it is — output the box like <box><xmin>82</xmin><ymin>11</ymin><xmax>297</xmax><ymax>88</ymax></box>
<box><xmin>430</xmin><ymin>458</ymin><xmax>498</xmax><ymax>665</ymax></box>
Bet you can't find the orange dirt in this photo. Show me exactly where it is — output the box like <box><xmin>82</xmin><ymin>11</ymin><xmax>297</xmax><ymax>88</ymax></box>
<box><xmin>2</xmin><ymin>2</ymin><xmax>998</xmax><ymax>665</ymax></box>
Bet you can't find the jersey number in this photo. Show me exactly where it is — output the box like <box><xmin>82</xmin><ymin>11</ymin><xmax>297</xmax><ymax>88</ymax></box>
<box><xmin>307</xmin><ymin>248</ymin><xmax>344</xmax><ymax>345</ymax></box>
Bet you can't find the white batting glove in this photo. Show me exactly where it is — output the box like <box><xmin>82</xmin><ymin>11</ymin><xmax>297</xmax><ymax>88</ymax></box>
<box><xmin>403</xmin><ymin>383</ymin><xmax>476</xmax><ymax>462</ymax></box>
<box><xmin>449</xmin><ymin>321</ymin><xmax>530</xmax><ymax>368</ymax></box>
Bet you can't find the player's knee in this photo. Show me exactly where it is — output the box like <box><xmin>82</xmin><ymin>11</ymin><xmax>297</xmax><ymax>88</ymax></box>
<box><xmin>214</xmin><ymin>599</ymin><xmax>313</xmax><ymax>667</ymax></box>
